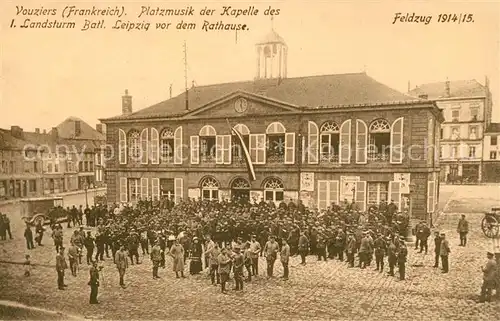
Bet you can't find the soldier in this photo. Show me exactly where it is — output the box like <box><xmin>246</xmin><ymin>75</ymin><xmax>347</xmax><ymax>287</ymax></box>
<box><xmin>439</xmin><ymin>233</ymin><xmax>451</xmax><ymax>273</ymax></box>
<box><xmin>280</xmin><ymin>239</ymin><xmax>290</xmax><ymax>281</ymax></box>
<box><xmin>158</xmin><ymin>233</ymin><xmax>167</xmax><ymax>268</ymax></box>
<box><xmin>243</xmin><ymin>242</ymin><xmax>252</xmax><ymax>281</ymax></box>
<box><xmin>397</xmin><ymin>237</ymin><xmax>408</xmax><ymax>280</ymax></box>
<box><xmin>209</xmin><ymin>242</ymin><xmax>221</xmax><ymax>285</ymax></box>
<box><xmin>127</xmin><ymin>229</ymin><xmax>141</xmax><ymax>265</ymax></box>
<box><xmin>24</xmin><ymin>224</ymin><xmax>34</xmax><ymax>250</ymax></box>
<box><xmin>457</xmin><ymin>215</ymin><xmax>469</xmax><ymax>247</ymax></box>
<box><xmin>140</xmin><ymin>229</ymin><xmax>149</xmax><ymax>255</ymax></box>
<box><xmin>374</xmin><ymin>233</ymin><xmax>387</xmax><ymax>273</ymax></box>
<box><xmin>346</xmin><ymin>233</ymin><xmax>357</xmax><ymax>268</ymax></box>
<box><xmin>218</xmin><ymin>247</ymin><xmax>231</xmax><ymax>294</ymax></box>
<box><xmin>316</xmin><ymin>233</ymin><xmax>327</xmax><ymax>261</ymax></box>
<box><xmin>67</xmin><ymin>241</ymin><xmax>79</xmax><ymax>277</ymax></box>
<box><xmin>94</xmin><ymin>232</ymin><xmax>105</xmax><ymax>262</ymax></box>
<box><xmin>298</xmin><ymin>231</ymin><xmax>309</xmax><ymax>265</ymax></box>
<box><xmin>56</xmin><ymin>247</ymin><xmax>68</xmax><ymax>290</ymax></box>
<box><xmin>84</xmin><ymin>231</ymin><xmax>95</xmax><ymax>265</ymax></box>
<box><xmin>71</xmin><ymin>228</ymin><xmax>84</xmax><ymax>264</ymax></box>
<box><xmin>52</xmin><ymin>225</ymin><xmax>64</xmax><ymax>253</ymax></box>
<box><xmin>115</xmin><ymin>244</ymin><xmax>128</xmax><ymax>288</ymax></box>
<box><xmin>232</xmin><ymin>245</ymin><xmax>244</xmax><ymax>291</ymax></box>
<box><xmin>263</xmin><ymin>235</ymin><xmax>279</xmax><ymax>277</ymax></box>
<box><xmin>418</xmin><ymin>221</ymin><xmax>431</xmax><ymax>254</ymax></box>
<box><xmin>433</xmin><ymin>231</ymin><xmax>441</xmax><ymax>268</ymax></box>
<box><xmin>150</xmin><ymin>240</ymin><xmax>162</xmax><ymax>279</ymax></box>
<box><xmin>88</xmin><ymin>261</ymin><xmax>100</xmax><ymax>304</ymax></box>
<box><xmin>3</xmin><ymin>214</ymin><xmax>12</xmax><ymax>239</ymax></box>
<box><xmin>169</xmin><ymin>238</ymin><xmax>185</xmax><ymax>278</ymax></box>
<box><xmin>479</xmin><ymin>251</ymin><xmax>498</xmax><ymax>303</ymax></box>
<box><xmin>414</xmin><ymin>221</ymin><xmax>422</xmax><ymax>250</ymax></box>
<box><xmin>387</xmin><ymin>236</ymin><xmax>397</xmax><ymax>276</ymax></box>
<box><xmin>205</xmin><ymin>234</ymin><xmax>215</xmax><ymax>271</ymax></box>
<box><xmin>334</xmin><ymin>228</ymin><xmax>346</xmax><ymax>261</ymax></box>
<box><xmin>359</xmin><ymin>231</ymin><xmax>371</xmax><ymax>269</ymax></box>
<box><xmin>35</xmin><ymin>221</ymin><xmax>45</xmax><ymax>246</ymax></box>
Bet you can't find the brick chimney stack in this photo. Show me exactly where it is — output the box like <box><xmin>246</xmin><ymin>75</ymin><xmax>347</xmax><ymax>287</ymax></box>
<box><xmin>445</xmin><ymin>80</ymin><xmax>451</xmax><ymax>97</ymax></box>
<box><xmin>35</xmin><ymin>128</ymin><xmax>40</xmax><ymax>134</ymax></box>
<box><xmin>122</xmin><ymin>89</ymin><xmax>132</xmax><ymax>115</ymax></box>
<box><xmin>74</xmin><ymin>120</ymin><xmax>81</xmax><ymax>137</ymax></box>
<box><xmin>10</xmin><ymin>126</ymin><xmax>23</xmax><ymax>139</ymax></box>
<box><xmin>51</xmin><ymin>127</ymin><xmax>58</xmax><ymax>139</ymax></box>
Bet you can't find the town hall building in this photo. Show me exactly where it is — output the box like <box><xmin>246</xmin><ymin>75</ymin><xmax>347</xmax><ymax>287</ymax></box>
<box><xmin>101</xmin><ymin>29</ymin><xmax>443</xmax><ymax>220</ymax></box>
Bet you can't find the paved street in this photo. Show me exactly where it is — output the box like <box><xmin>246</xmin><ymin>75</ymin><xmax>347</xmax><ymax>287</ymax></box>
<box><xmin>0</xmin><ymin>186</ymin><xmax>499</xmax><ymax>320</ymax></box>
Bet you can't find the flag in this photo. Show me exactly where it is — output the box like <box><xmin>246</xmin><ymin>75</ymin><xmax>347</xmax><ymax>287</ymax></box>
<box><xmin>227</xmin><ymin>119</ymin><xmax>256</xmax><ymax>181</ymax></box>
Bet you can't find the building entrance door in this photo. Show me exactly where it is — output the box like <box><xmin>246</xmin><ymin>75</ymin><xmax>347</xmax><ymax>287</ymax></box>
<box><xmin>230</xmin><ymin>177</ymin><xmax>250</xmax><ymax>202</ymax></box>
<box><xmin>462</xmin><ymin>164</ymin><xmax>479</xmax><ymax>183</ymax></box>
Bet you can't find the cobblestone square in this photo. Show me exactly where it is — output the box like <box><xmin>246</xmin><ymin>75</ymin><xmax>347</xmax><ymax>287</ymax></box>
<box><xmin>0</xmin><ymin>186</ymin><xmax>499</xmax><ymax>320</ymax></box>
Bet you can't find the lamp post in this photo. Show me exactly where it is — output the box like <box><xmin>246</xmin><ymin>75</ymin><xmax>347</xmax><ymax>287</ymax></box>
<box><xmin>83</xmin><ymin>181</ymin><xmax>89</xmax><ymax>208</ymax></box>
<box><xmin>405</xmin><ymin>183</ymin><xmax>417</xmax><ymax>242</ymax></box>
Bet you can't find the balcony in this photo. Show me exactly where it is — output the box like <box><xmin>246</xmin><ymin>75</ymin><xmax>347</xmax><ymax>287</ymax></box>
<box><xmin>200</xmin><ymin>154</ymin><xmax>216</xmax><ymax>164</ymax></box>
<box><xmin>368</xmin><ymin>151</ymin><xmax>390</xmax><ymax>162</ymax></box>
<box><xmin>266</xmin><ymin>154</ymin><xmax>285</xmax><ymax>164</ymax></box>
<box><xmin>320</xmin><ymin>153</ymin><xmax>339</xmax><ymax>164</ymax></box>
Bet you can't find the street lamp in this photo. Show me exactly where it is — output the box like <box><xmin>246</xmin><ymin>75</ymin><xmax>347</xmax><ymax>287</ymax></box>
<box><xmin>83</xmin><ymin>181</ymin><xmax>89</xmax><ymax>208</ymax></box>
<box><xmin>405</xmin><ymin>183</ymin><xmax>417</xmax><ymax>242</ymax></box>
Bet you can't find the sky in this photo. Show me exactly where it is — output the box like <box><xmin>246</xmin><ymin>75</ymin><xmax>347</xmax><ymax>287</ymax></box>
<box><xmin>1</xmin><ymin>0</ymin><xmax>499</xmax><ymax>131</ymax></box>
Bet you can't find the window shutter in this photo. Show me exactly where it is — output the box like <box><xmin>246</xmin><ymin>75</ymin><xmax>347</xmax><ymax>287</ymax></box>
<box><xmin>140</xmin><ymin>178</ymin><xmax>148</xmax><ymax>200</ymax></box>
<box><xmin>256</xmin><ymin>134</ymin><xmax>266</xmax><ymax>164</ymax></box>
<box><xmin>329</xmin><ymin>180</ymin><xmax>339</xmax><ymax>206</ymax></box>
<box><xmin>389</xmin><ymin>181</ymin><xmax>401</xmax><ymax>210</ymax></box>
<box><xmin>249</xmin><ymin>134</ymin><xmax>257</xmax><ymax>163</ymax></box>
<box><xmin>284</xmin><ymin>132</ymin><xmax>295</xmax><ymax>164</ymax></box>
<box><xmin>355</xmin><ymin>181</ymin><xmax>366</xmax><ymax>212</ymax></box>
<box><xmin>190</xmin><ymin>136</ymin><xmax>199</xmax><ymax>164</ymax></box>
<box><xmin>307</xmin><ymin>121</ymin><xmax>319</xmax><ymax>164</ymax></box>
<box><xmin>390</xmin><ymin>117</ymin><xmax>404</xmax><ymax>164</ymax></box>
<box><xmin>151</xmin><ymin>178</ymin><xmax>160</xmax><ymax>201</ymax></box>
<box><xmin>118</xmin><ymin>129</ymin><xmax>127</xmax><ymax>164</ymax></box>
<box><xmin>339</xmin><ymin>119</ymin><xmax>352</xmax><ymax>164</ymax></box>
<box><xmin>356</xmin><ymin>119</ymin><xmax>367</xmax><ymax>164</ymax></box>
<box><xmin>151</xmin><ymin>128</ymin><xmax>159</xmax><ymax>164</ymax></box>
<box><xmin>427</xmin><ymin>180</ymin><xmax>436</xmax><ymax>213</ymax></box>
<box><xmin>139</xmin><ymin>129</ymin><xmax>148</xmax><ymax>164</ymax></box>
<box><xmin>216</xmin><ymin>135</ymin><xmax>224</xmax><ymax>164</ymax></box>
<box><xmin>174</xmin><ymin>126</ymin><xmax>183</xmax><ymax>164</ymax></box>
<box><xmin>174</xmin><ymin>178</ymin><xmax>183</xmax><ymax>204</ymax></box>
<box><xmin>317</xmin><ymin>180</ymin><xmax>328</xmax><ymax>210</ymax></box>
<box><xmin>223</xmin><ymin>135</ymin><xmax>231</xmax><ymax>164</ymax></box>
<box><xmin>119</xmin><ymin>177</ymin><xmax>127</xmax><ymax>203</ymax></box>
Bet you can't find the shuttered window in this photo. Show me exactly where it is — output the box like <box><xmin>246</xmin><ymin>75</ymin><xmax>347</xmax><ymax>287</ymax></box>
<box><xmin>307</xmin><ymin>121</ymin><xmax>319</xmax><ymax>164</ymax></box>
<box><xmin>390</xmin><ymin>117</ymin><xmax>404</xmax><ymax>164</ymax></box>
<box><xmin>140</xmin><ymin>178</ymin><xmax>149</xmax><ymax>200</ymax></box>
<box><xmin>174</xmin><ymin>178</ymin><xmax>183</xmax><ymax>204</ymax></box>
<box><xmin>388</xmin><ymin>181</ymin><xmax>402</xmax><ymax>210</ymax></box>
<box><xmin>216</xmin><ymin>135</ymin><xmax>232</xmax><ymax>164</ymax></box>
<box><xmin>427</xmin><ymin>180</ymin><xmax>436</xmax><ymax>213</ymax></box>
<box><xmin>119</xmin><ymin>177</ymin><xmax>127</xmax><ymax>203</ymax></box>
<box><xmin>249</xmin><ymin>134</ymin><xmax>266</xmax><ymax>164</ymax></box>
<box><xmin>118</xmin><ymin>129</ymin><xmax>127</xmax><ymax>164</ymax></box>
<box><xmin>339</xmin><ymin>120</ymin><xmax>351</xmax><ymax>164</ymax></box>
<box><xmin>151</xmin><ymin>128</ymin><xmax>159</xmax><ymax>164</ymax></box>
<box><xmin>140</xmin><ymin>129</ymin><xmax>149</xmax><ymax>164</ymax></box>
<box><xmin>174</xmin><ymin>127</ymin><xmax>183</xmax><ymax>164</ymax></box>
<box><xmin>355</xmin><ymin>181</ymin><xmax>366</xmax><ymax>212</ymax></box>
<box><xmin>151</xmin><ymin>178</ymin><xmax>160</xmax><ymax>201</ymax></box>
<box><xmin>356</xmin><ymin>119</ymin><xmax>368</xmax><ymax>164</ymax></box>
<box><xmin>284</xmin><ymin>132</ymin><xmax>295</xmax><ymax>164</ymax></box>
<box><xmin>190</xmin><ymin>136</ymin><xmax>199</xmax><ymax>164</ymax></box>
<box><xmin>317</xmin><ymin>180</ymin><xmax>339</xmax><ymax>210</ymax></box>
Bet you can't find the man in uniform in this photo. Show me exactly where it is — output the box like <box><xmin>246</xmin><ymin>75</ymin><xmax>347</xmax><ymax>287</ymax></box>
<box><xmin>397</xmin><ymin>237</ymin><xmax>408</xmax><ymax>280</ymax></box>
<box><xmin>263</xmin><ymin>235</ymin><xmax>279</xmax><ymax>277</ymax></box>
<box><xmin>346</xmin><ymin>233</ymin><xmax>357</xmax><ymax>268</ymax></box>
<box><xmin>316</xmin><ymin>233</ymin><xmax>327</xmax><ymax>261</ymax></box>
<box><xmin>359</xmin><ymin>231</ymin><xmax>371</xmax><ymax>269</ymax></box>
<box><xmin>280</xmin><ymin>238</ymin><xmax>290</xmax><ymax>280</ymax></box>
<box><xmin>88</xmin><ymin>261</ymin><xmax>100</xmax><ymax>304</ymax></box>
<box><xmin>387</xmin><ymin>236</ymin><xmax>397</xmax><ymax>276</ymax></box>
<box><xmin>433</xmin><ymin>231</ymin><xmax>441</xmax><ymax>268</ymax></box>
<box><xmin>127</xmin><ymin>229</ymin><xmax>141</xmax><ymax>265</ymax></box>
<box><xmin>418</xmin><ymin>221</ymin><xmax>431</xmax><ymax>254</ymax></box>
<box><xmin>374</xmin><ymin>233</ymin><xmax>387</xmax><ymax>273</ymax></box>
<box><xmin>218</xmin><ymin>247</ymin><xmax>231</xmax><ymax>294</ymax></box>
<box><xmin>150</xmin><ymin>240</ymin><xmax>162</xmax><ymax>279</ymax></box>
<box><xmin>67</xmin><ymin>241</ymin><xmax>80</xmax><ymax>277</ymax></box>
<box><xmin>298</xmin><ymin>231</ymin><xmax>309</xmax><ymax>265</ymax></box>
<box><xmin>56</xmin><ymin>247</ymin><xmax>68</xmax><ymax>290</ymax></box>
<box><xmin>439</xmin><ymin>233</ymin><xmax>451</xmax><ymax>273</ymax></box>
<box><xmin>209</xmin><ymin>242</ymin><xmax>221</xmax><ymax>285</ymax></box>
<box><xmin>84</xmin><ymin>231</ymin><xmax>95</xmax><ymax>265</ymax></box>
<box><xmin>232</xmin><ymin>245</ymin><xmax>244</xmax><ymax>291</ymax></box>
<box><xmin>457</xmin><ymin>215</ymin><xmax>469</xmax><ymax>247</ymax></box>
<box><xmin>115</xmin><ymin>244</ymin><xmax>128</xmax><ymax>288</ymax></box>
<box><xmin>479</xmin><ymin>251</ymin><xmax>498</xmax><ymax>303</ymax></box>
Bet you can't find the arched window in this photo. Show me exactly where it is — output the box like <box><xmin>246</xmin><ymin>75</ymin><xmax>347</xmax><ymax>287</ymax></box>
<box><xmin>232</xmin><ymin>124</ymin><xmax>250</xmax><ymax>161</ymax></box>
<box><xmin>263</xmin><ymin>177</ymin><xmax>284</xmax><ymax>202</ymax></box>
<box><xmin>319</xmin><ymin>122</ymin><xmax>340</xmax><ymax>163</ymax></box>
<box><xmin>160</xmin><ymin>128</ymin><xmax>174</xmax><ymax>162</ymax></box>
<box><xmin>266</xmin><ymin>122</ymin><xmax>286</xmax><ymax>163</ymax></box>
<box><xmin>231</xmin><ymin>177</ymin><xmax>250</xmax><ymax>189</ymax></box>
<box><xmin>199</xmin><ymin>125</ymin><xmax>216</xmax><ymax>162</ymax></box>
<box><xmin>200</xmin><ymin>176</ymin><xmax>219</xmax><ymax>201</ymax></box>
<box><xmin>128</xmin><ymin>130</ymin><xmax>140</xmax><ymax>162</ymax></box>
<box><xmin>368</xmin><ymin>119</ymin><xmax>390</xmax><ymax>161</ymax></box>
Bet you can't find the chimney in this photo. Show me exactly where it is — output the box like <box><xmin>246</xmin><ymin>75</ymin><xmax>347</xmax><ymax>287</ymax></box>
<box><xmin>43</xmin><ymin>129</ymin><xmax>46</xmax><ymax>134</ymax></box>
<box><xmin>51</xmin><ymin>127</ymin><xmax>58</xmax><ymax>139</ymax></box>
<box><xmin>445</xmin><ymin>80</ymin><xmax>451</xmax><ymax>97</ymax></box>
<box><xmin>122</xmin><ymin>89</ymin><xmax>132</xmax><ymax>115</ymax></box>
<box><xmin>96</xmin><ymin>124</ymin><xmax>103</xmax><ymax>134</ymax></box>
<box><xmin>418</xmin><ymin>94</ymin><xmax>428</xmax><ymax>99</ymax></box>
<box><xmin>10</xmin><ymin>126</ymin><xmax>23</xmax><ymax>139</ymax></box>
<box><xmin>35</xmin><ymin>128</ymin><xmax>40</xmax><ymax>134</ymax></box>
<box><xmin>169</xmin><ymin>84</ymin><xmax>173</xmax><ymax>99</ymax></box>
<box><xmin>407</xmin><ymin>81</ymin><xmax>410</xmax><ymax>93</ymax></box>
<box><xmin>74</xmin><ymin>120</ymin><xmax>81</xmax><ymax>137</ymax></box>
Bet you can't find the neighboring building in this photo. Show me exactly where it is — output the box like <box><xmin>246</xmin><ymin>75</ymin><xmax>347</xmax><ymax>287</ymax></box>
<box><xmin>101</xmin><ymin>29</ymin><xmax>443</xmax><ymax>220</ymax></box>
<box><xmin>408</xmin><ymin>78</ymin><xmax>493</xmax><ymax>183</ymax></box>
<box><xmin>0</xmin><ymin>118</ymin><xmax>105</xmax><ymax>201</ymax></box>
<box><xmin>49</xmin><ymin>117</ymin><xmax>106</xmax><ymax>189</ymax></box>
<box><xmin>482</xmin><ymin>123</ymin><xmax>500</xmax><ymax>182</ymax></box>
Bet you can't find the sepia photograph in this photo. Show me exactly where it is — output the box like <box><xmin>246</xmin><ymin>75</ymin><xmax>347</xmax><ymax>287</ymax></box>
<box><xmin>0</xmin><ymin>0</ymin><xmax>499</xmax><ymax>320</ymax></box>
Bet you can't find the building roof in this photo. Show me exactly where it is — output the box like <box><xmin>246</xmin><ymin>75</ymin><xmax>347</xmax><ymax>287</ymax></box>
<box><xmin>104</xmin><ymin>72</ymin><xmax>420</xmax><ymax>121</ymax></box>
<box><xmin>49</xmin><ymin>117</ymin><xmax>105</xmax><ymax>141</ymax></box>
<box><xmin>256</xmin><ymin>29</ymin><xmax>286</xmax><ymax>45</ymax></box>
<box><xmin>408</xmin><ymin>79</ymin><xmax>486</xmax><ymax>99</ymax></box>
<box><xmin>485</xmin><ymin>123</ymin><xmax>500</xmax><ymax>134</ymax></box>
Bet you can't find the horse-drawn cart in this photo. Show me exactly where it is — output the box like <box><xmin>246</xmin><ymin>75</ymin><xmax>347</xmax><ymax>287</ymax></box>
<box><xmin>21</xmin><ymin>196</ymin><xmax>65</xmax><ymax>226</ymax></box>
<box><xmin>482</xmin><ymin>207</ymin><xmax>500</xmax><ymax>238</ymax></box>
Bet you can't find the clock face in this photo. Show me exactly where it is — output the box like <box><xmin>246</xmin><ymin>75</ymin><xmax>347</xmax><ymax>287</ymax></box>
<box><xmin>234</xmin><ymin>98</ymin><xmax>248</xmax><ymax>113</ymax></box>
